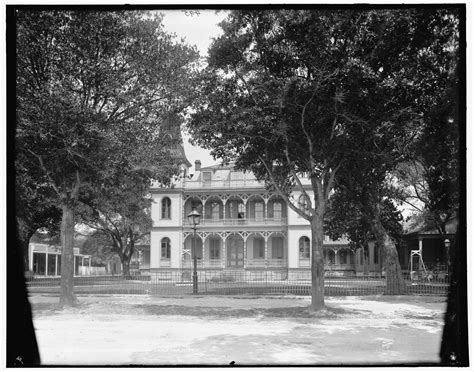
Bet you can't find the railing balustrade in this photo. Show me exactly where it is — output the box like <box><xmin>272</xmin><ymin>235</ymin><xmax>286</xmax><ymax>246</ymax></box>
<box><xmin>183</xmin><ymin>217</ymin><xmax>288</xmax><ymax>226</ymax></box>
<box><xmin>266</xmin><ymin>259</ymin><xmax>287</xmax><ymax>267</ymax></box>
<box><xmin>183</xmin><ymin>178</ymin><xmax>312</xmax><ymax>189</ymax></box>
<box><xmin>246</xmin><ymin>259</ymin><xmax>266</xmax><ymax>268</ymax></box>
<box><xmin>184</xmin><ymin>179</ymin><xmax>263</xmax><ymax>189</ymax></box>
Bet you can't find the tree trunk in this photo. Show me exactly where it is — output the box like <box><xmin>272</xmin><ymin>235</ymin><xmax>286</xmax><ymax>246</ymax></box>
<box><xmin>59</xmin><ymin>203</ymin><xmax>77</xmax><ymax>307</ymax></box>
<box><xmin>440</xmin><ymin>227</ymin><xmax>469</xmax><ymax>365</ymax></box>
<box><xmin>310</xmin><ymin>214</ymin><xmax>325</xmax><ymax>310</ymax></box>
<box><xmin>16</xmin><ymin>218</ymin><xmax>35</xmax><ymax>271</ymax></box>
<box><xmin>121</xmin><ymin>257</ymin><xmax>131</xmax><ymax>279</ymax></box>
<box><xmin>370</xmin><ymin>208</ymin><xmax>405</xmax><ymax>295</ymax></box>
<box><xmin>363</xmin><ymin>242</ymin><xmax>369</xmax><ymax>276</ymax></box>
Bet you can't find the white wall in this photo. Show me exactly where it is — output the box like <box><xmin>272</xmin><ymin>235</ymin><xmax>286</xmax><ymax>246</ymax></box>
<box><xmin>151</xmin><ymin>192</ymin><xmax>183</xmax><ymax>228</ymax></box>
<box><xmin>287</xmin><ymin>227</ymin><xmax>312</xmax><ymax>268</ymax></box>
<box><xmin>150</xmin><ymin>230</ymin><xmax>183</xmax><ymax>269</ymax></box>
<box><xmin>287</xmin><ymin>190</ymin><xmax>314</xmax><ymax>226</ymax></box>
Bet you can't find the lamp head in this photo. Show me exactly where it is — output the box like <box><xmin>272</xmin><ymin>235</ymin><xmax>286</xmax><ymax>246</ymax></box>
<box><xmin>187</xmin><ymin>209</ymin><xmax>201</xmax><ymax>226</ymax></box>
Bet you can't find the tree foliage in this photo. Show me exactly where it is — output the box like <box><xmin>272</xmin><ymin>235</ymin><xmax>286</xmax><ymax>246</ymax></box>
<box><xmin>78</xmin><ymin>165</ymin><xmax>160</xmax><ymax>277</ymax></box>
<box><xmin>188</xmin><ymin>8</ymin><xmax>460</xmax><ymax>308</ymax></box>
<box><xmin>16</xmin><ymin>10</ymin><xmax>199</xmax><ymax>306</ymax></box>
<box><xmin>15</xmin><ymin>154</ymin><xmax>62</xmax><ymax>269</ymax></box>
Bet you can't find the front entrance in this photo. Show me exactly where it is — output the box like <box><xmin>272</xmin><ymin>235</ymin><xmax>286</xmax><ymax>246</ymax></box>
<box><xmin>227</xmin><ymin>236</ymin><xmax>244</xmax><ymax>267</ymax></box>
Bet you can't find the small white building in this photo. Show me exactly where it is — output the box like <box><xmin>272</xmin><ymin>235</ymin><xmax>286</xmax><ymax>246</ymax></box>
<box><xmin>28</xmin><ymin>242</ymin><xmax>92</xmax><ymax>277</ymax></box>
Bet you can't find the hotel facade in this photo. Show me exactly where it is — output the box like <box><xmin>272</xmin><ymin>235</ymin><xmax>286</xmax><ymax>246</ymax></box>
<box><xmin>148</xmin><ymin>160</ymin><xmax>383</xmax><ymax>279</ymax></box>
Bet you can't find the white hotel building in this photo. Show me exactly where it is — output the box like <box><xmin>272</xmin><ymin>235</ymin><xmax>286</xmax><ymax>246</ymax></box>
<box><xmin>148</xmin><ymin>158</ymin><xmax>382</xmax><ymax>278</ymax></box>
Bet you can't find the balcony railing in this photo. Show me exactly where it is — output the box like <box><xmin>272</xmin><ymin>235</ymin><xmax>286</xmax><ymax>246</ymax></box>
<box><xmin>184</xmin><ymin>179</ymin><xmax>264</xmax><ymax>189</ymax></box>
<box><xmin>183</xmin><ymin>217</ymin><xmax>287</xmax><ymax>226</ymax></box>
<box><xmin>246</xmin><ymin>259</ymin><xmax>287</xmax><ymax>268</ymax></box>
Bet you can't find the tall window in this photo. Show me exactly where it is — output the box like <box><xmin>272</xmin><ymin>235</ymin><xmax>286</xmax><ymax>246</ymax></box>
<box><xmin>253</xmin><ymin>237</ymin><xmax>265</xmax><ymax>259</ymax></box>
<box><xmin>273</xmin><ymin>202</ymin><xmax>282</xmax><ymax>219</ymax></box>
<box><xmin>161</xmin><ymin>238</ymin><xmax>171</xmax><ymax>259</ymax></box>
<box><xmin>272</xmin><ymin>237</ymin><xmax>284</xmax><ymax>259</ymax></box>
<box><xmin>210</xmin><ymin>238</ymin><xmax>220</xmax><ymax>259</ymax></box>
<box><xmin>211</xmin><ymin>202</ymin><xmax>220</xmax><ymax>220</ymax></box>
<box><xmin>327</xmin><ymin>250</ymin><xmax>335</xmax><ymax>264</ymax></box>
<box><xmin>299</xmin><ymin>236</ymin><xmax>310</xmax><ymax>259</ymax></box>
<box><xmin>373</xmin><ymin>244</ymin><xmax>379</xmax><ymax>264</ymax></box>
<box><xmin>238</xmin><ymin>202</ymin><xmax>245</xmax><ymax>219</ymax></box>
<box><xmin>349</xmin><ymin>250</ymin><xmax>355</xmax><ymax>264</ymax></box>
<box><xmin>340</xmin><ymin>249</ymin><xmax>347</xmax><ymax>264</ymax></box>
<box><xmin>255</xmin><ymin>202</ymin><xmax>264</xmax><ymax>220</ymax></box>
<box><xmin>229</xmin><ymin>201</ymin><xmax>242</xmax><ymax>219</ymax></box>
<box><xmin>161</xmin><ymin>197</ymin><xmax>171</xmax><ymax>219</ymax></box>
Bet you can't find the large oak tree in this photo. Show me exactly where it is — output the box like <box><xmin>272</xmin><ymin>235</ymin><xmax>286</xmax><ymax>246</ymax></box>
<box><xmin>16</xmin><ymin>10</ymin><xmax>198</xmax><ymax>306</ymax></box>
<box><xmin>188</xmin><ymin>8</ymin><xmax>460</xmax><ymax>310</ymax></box>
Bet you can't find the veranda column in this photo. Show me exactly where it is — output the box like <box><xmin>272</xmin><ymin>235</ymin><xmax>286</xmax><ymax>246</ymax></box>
<box><xmin>222</xmin><ymin>236</ymin><xmax>227</xmax><ymax>269</ymax></box>
<box><xmin>264</xmin><ymin>199</ymin><xmax>268</xmax><ymax>220</ymax></box>
<box><xmin>45</xmin><ymin>250</ymin><xmax>49</xmax><ymax>276</ymax></box>
<box><xmin>418</xmin><ymin>238</ymin><xmax>423</xmax><ymax>254</ymax></box>
<box><xmin>222</xmin><ymin>197</ymin><xmax>227</xmax><ymax>224</ymax></box>
<box><xmin>264</xmin><ymin>237</ymin><xmax>269</xmax><ymax>268</ymax></box>
<box><xmin>29</xmin><ymin>244</ymin><xmax>34</xmax><ymax>271</ymax></box>
<box><xmin>55</xmin><ymin>254</ymin><xmax>58</xmax><ymax>276</ymax></box>
<box><xmin>202</xmin><ymin>236</ymin><xmax>206</xmax><ymax>269</ymax></box>
<box><xmin>243</xmin><ymin>238</ymin><xmax>247</xmax><ymax>269</ymax></box>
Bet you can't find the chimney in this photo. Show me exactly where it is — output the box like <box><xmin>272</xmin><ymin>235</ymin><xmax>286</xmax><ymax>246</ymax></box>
<box><xmin>195</xmin><ymin>160</ymin><xmax>201</xmax><ymax>172</ymax></box>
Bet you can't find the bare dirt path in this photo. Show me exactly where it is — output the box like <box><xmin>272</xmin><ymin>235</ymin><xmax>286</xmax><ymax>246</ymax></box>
<box><xmin>30</xmin><ymin>294</ymin><xmax>446</xmax><ymax>366</ymax></box>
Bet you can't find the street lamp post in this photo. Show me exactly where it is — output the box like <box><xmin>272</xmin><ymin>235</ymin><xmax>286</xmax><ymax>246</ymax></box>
<box><xmin>188</xmin><ymin>209</ymin><xmax>201</xmax><ymax>294</ymax></box>
<box><xmin>444</xmin><ymin>238</ymin><xmax>451</xmax><ymax>276</ymax></box>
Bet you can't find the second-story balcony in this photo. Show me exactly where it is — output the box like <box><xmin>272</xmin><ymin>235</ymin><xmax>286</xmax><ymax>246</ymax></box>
<box><xmin>183</xmin><ymin>217</ymin><xmax>288</xmax><ymax>227</ymax></box>
<box><xmin>183</xmin><ymin>179</ymin><xmax>264</xmax><ymax>189</ymax></box>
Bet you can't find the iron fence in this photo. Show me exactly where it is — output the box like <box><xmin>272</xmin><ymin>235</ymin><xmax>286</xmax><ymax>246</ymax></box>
<box><xmin>25</xmin><ymin>268</ymin><xmax>449</xmax><ymax>296</ymax></box>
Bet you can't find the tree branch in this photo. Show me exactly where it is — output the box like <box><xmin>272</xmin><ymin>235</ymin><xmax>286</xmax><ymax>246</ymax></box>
<box><xmin>258</xmin><ymin>154</ymin><xmax>312</xmax><ymax>220</ymax></box>
<box><xmin>26</xmin><ymin>149</ymin><xmax>60</xmax><ymax>196</ymax></box>
<box><xmin>283</xmin><ymin>142</ymin><xmax>314</xmax><ymax>215</ymax></box>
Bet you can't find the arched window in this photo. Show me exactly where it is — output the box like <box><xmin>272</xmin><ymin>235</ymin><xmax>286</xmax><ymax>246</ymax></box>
<box><xmin>298</xmin><ymin>194</ymin><xmax>310</xmax><ymax>216</ymax></box>
<box><xmin>299</xmin><ymin>236</ymin><xmax>310</xmax><ymax>259</ymax></box>
<box><xmin>161</xmin><ymin>197</ymin><xmax>171</xmax><ymax>219</ymax></box>
<box><xmin>161</xmin><ymin>238</ymin><xmax>171</xmax><ymax>259</ymax></box>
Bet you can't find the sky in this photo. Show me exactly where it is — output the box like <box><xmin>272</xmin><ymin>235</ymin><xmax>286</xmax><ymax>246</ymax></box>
<box><xmin>161</xmin><ymin>10</ymin><xmax>228</xmax><ymax>172</ymax></box>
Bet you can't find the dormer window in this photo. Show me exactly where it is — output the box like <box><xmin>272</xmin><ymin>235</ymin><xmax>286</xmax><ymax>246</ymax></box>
<box><xmin>203</xmin><ymin>171</ymin><xmax>212</xmax><ymax>185</ymax></box>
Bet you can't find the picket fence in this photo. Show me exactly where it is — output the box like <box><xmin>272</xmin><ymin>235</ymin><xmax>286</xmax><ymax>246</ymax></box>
<box><xmin>25</xmin><ymin>268</ymin><xmax>449</xmax><ymax>297</ymax></box>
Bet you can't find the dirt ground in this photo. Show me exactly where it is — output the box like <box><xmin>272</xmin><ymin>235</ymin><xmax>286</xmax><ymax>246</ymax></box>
<box><xmin>30</xmin><ymin>294</ymin><xmax>446</xmax><ymax>366</ymax></box>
